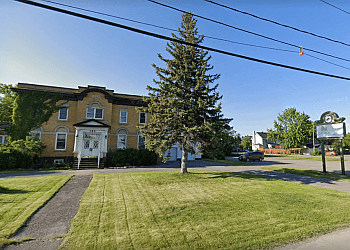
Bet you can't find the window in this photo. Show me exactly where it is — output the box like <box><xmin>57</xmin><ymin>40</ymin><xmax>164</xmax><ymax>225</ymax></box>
<box><xmin>139</xmin><ymin>112</ymin><xmax>146</xmax><ymax>124</ymax></box>
<box><xmin>56</xmin><ymin>133</ymin><xmax>67</xmax><ymax>150</ymax></box>
<box><xmin>117</xmin><ymin>135</ymin><xmax>127</xmax><ymax>149</ymax></box>
<box><xmin>55</xmin><ymin>127</ymin><xmax>68</xmax><ymax>151</ymax></box>
<box><xmin>58</xmin><ymin>107</ymin><xmax>68</xmax><ymax>120</ymax></box>
<box><xmin>29</xmin><ymin>131</ymin><xmax>41</xmax><ymax>141</ymax></box>
<box><xmin>86</xmin><ymin>108</ymin><xmax>103</xmax><ymax>119</ymax></box>
<box><xmin>117</xmin><ymin>129</ymin><xmax>128</xmax><ymax>149</ymax></box>
<box><xmin>0</xmin><ymin>135</ymin><xmax>8</xmax><ymax>145</ymax></box>
<box><xmin>120</xmin><ymin>110</ymin><xmax>128</xmax><ymax>123</ymax></box>
<box><xmin>54</xmin><ymin>159</ymin><xmax>64</xmax><ymax>164</ymax></box>
<box><xmin>138</xmin><ymin>136</ymin><xmax>146</xmax><ymax>149</ymax></box>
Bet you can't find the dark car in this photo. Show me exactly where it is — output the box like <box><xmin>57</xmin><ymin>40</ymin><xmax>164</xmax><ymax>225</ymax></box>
<box><xmin>238</xmin><ymin>151</ymin><xmax>264</xmax><ymax>162</ymax></box>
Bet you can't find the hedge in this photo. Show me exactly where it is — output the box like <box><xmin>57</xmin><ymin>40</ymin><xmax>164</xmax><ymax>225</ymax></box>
<box><xmin>0</xmin><ymin>138</ymin><xmax>45</xmax><ymax>170</ymax></box>
<box><xmin>109</xmin><ymin>148</ymin><xmax>157</xmax><ymax>167</ymax></box>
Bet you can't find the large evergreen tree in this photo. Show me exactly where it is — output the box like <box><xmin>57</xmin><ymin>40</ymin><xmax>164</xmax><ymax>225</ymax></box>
<box><xmin>138</xmin><ymin>12</ymin><xmax>224</xmax><ymax>173</ymax></box>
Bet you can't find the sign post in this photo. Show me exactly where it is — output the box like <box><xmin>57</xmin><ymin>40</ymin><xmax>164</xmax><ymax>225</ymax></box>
<box><xmin>316</xmin><ymin>111</ymin><xmax>346</xmax><ymax>176</ymax></box>
<box><xmin>321</xmin><ymin>141</ymin><xmax>326</xmax><ymax>174</ymax></box>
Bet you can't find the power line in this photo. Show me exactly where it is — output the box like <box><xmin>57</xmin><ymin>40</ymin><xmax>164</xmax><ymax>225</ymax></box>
<box><xmin>320</xmin><ymin>0</ymin><xmax>350</xmax><ymax>15</ymax></box>
<box><xmin>14</xmin><ymin>0</ymin><xmax>350</xmax><ymax>81</ymax></box>
<box><xmin>38</xmin><ymin>0</ymin><xmax>296</xmax><ymax>53</ymax></box>
<box><xmin>204</xmin><ymin>0</ymin><xmax>350</xmax><ymax>48</ymax></box>
<box><xmin>147</xmin><ymin>0</ymin><xmax>350</xmax><ymax>64</ymax></box>
<box><xmin>36</xmin><ymin>0</ymin><xmax>350</xmax><ymax>70</ymax></box>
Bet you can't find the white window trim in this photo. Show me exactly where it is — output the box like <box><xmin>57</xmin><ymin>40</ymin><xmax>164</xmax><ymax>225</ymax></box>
<box><xmin>29</xmin><ymin>131</ymin><xmax>41</xmax><ymax>140</ymax></box>
<box><xmin>139</xmin><ymin>112</ymin><xmax>147</xmax><ymax>124</ymax></box>
<box><xmin>54</xmin><ymin>159</ymin><xmax>64</xmax><ymax>164</ymax></box>
<box><xmin>55</xmin><ymin>132</ymin><xmax>67</xmax><ymax>151</ymax></box>
<box><xmin>58</xmin><ymin>107</ymin><xmax>69</xmax><ymax>121</ymax></box>
<box><xmin>138</xmin><ymin>135</ymin><xmax>146</xmax><ymax>149</ymax></box>
<box><xmin>120</xmin><ymin>110</ymin><xmax>128</xmax><ymax>124</ymax></box>
<box><xmin>117</xmin><ymin>134</ymin><xmax>127</xmax><ymax>149</ymax></box>
<box><xmin>86</xmin><ymin>108</ymin><xmax>104</xmax><ymax>119</ymax></box>
<box><xmin>0</xmin><ymin>135</ymin><xmax>8</xmax><ymax>145</ymax></box>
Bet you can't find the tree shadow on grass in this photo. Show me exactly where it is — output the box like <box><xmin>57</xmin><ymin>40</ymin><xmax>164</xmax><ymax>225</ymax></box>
<box><xmin>0</xmin><ymin>186</ymin><xmax>29</xmax><ymax>194</ymax></box>
<box><xmin>189</xmin><ymin>171</ymin><xmax>277</xmax><ymax>181</ymax></box>
<box><xmin>241</xmin><ymin>169</ymin><xmax>342</xmax><ymax>186</ymax></box>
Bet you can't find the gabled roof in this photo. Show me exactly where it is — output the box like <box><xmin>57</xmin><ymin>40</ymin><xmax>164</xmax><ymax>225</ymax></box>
<box><xmin>256</xmin><ymin>132</ymin><xmax>267</xmax><ymax>139</ymax></box>
<box><xmin>73</xmin><ymin>119</ymin><xmax>111</xmax><ymax>128</ymax></box>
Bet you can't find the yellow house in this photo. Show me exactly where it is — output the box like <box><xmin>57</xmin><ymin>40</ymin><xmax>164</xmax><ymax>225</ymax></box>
<box><xmin>14</xmin><ymin>83</ymin><xmax>148</xmax><ymax>168</ymax></box>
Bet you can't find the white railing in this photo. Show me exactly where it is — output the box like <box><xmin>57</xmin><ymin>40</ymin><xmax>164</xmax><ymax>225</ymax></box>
<box><xmin>97</xmin><ymin>152</ymin><xmax>100</xmax><ymax>169</ymax></box>
<box><xmin>77</xmin><ymin>151</ymin><xmax>81</xmax><ymax>170</ymax></box>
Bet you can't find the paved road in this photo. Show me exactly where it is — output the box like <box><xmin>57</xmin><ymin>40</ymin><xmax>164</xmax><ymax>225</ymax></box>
<box><xmin>2</xmin><ymin>155</ymin><xmax>350</xmax><ymax>250</ymax></box>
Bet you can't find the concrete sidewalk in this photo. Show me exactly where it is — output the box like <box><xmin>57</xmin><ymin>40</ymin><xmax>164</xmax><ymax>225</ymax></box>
<box><xmin>4</xmin><ymin>175</ymin><xmax>92</xmax><ymax>250</ymax></box>
<box><xmin>2</xmin><ymin>158</ymin><xmax>350</xmax><ymax>249</ymax></box>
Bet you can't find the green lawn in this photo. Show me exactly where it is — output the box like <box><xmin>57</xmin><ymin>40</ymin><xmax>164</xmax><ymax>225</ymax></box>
<box><xmin>0</xmin><ymin>175</ymin><xmax>73</xmax><ymax>247</ymax></box>
<box><xmin>61</xmin><ymin>171</ymin><xmax>350</xmax><ymax>249</ymax></box>
<box><xmin>262</xmin><ymin>166</ymin><xmax>350</xmax><ymax>182</ymax></box>
<box><xmin>265</xmin><ymin>154</ymin><xmax>341</xmax><ymax>161</ymax></box>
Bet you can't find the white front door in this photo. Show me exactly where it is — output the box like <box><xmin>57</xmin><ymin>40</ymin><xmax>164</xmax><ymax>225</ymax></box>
<box><xmin>82</xmin><ymin>131</ymin><xmax>101</xmax><ymax>157</ymax></box>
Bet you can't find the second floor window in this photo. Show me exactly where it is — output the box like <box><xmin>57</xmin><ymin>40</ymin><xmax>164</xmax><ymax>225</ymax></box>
<box><xmin>58</xmin><ymin>107</ymin><xmax>68</xmax><ymax>120</ymax></box>
<box><xmin>87</xmin><ymin>108</ymin><xmax>103</xmax><ymax>119</ymax></box>
<box><xmin>120</xmin><ymin>111</ymin><xmax>128</xmax><ymax>123</ymax></box>
<box><xmin>139</xmin><ymin>112</ymin><xmax>146</xmax><ymax>124</ymax></box>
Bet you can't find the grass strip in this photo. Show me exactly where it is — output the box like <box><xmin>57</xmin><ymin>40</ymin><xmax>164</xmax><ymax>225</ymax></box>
<box><xmin>202</xmin><ymin>158</ymin><xmax>253</xmax><ymax>165</ymax></box>
<box><xmin>61</xmin><ymin>171</ymin><xmax>350</xmax><ymax>249</ymax></box>
<box><xmin>0</xmin><ymin>169</ymin><xmax>72</xmax><ymax>175</ymax></box>
<box><xmin>0</xmin><ymin>175</ymin><xmax>73</xmax><ymax>247</ymax></box>
<box><xmin>262</xmin><ymin>167</ymin><xmax>350</xmax><ymax>182</ymax></box>
<box><xmin>264</xmin><ymin>155</ymin><xmax>341</xmax><ymax>161</ymax></box>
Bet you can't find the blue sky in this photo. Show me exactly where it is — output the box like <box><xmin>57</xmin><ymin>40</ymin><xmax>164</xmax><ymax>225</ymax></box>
<box><xmin>1</xmin><ymin>0</ymin><xmax>350</xmax><ymax>136</ymax></box>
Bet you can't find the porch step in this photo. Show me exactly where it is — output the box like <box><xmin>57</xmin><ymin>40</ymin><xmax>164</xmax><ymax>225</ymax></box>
<box><xmin>73</xmin><ymin>158</ymin><xmax>104</xmax><ymax>170</ymax></box>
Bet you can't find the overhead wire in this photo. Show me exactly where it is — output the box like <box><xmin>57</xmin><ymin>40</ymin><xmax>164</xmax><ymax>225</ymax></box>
<box><xmin>320</xmin><ymin>0</ymin><xmax>350</xmax><ymax>15</ymax></box>
<box><xmin>36</xmin><ymin>0</ymin><xmax>350</xmax><ymax>70</ymax></box>
<box><xmin>38</xmin><ymin>0</ymin><xmax>296</xmax><ymax>53</ymax></box>
<box><xmin>147</xmin><ymin>0</ymin><xmax>350</xmax><ymax>64</ymax></box>
<box><xmin>204</xmin><ymin>0</ymin><xmax>350</xmax><ymax>48</ymax></box>
<box><xmin>13</xmin><ymin>0</ymin><xmax>350</xmax><ymax>81</ymax></box>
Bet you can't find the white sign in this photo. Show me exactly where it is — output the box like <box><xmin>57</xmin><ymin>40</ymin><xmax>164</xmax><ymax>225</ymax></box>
<box><xmin>316</xmin><ymin>123</ymin><xmax>345</xmax><ymax>139</ymax></box>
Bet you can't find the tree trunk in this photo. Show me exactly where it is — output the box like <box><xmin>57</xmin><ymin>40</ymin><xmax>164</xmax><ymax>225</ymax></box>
<box><xmin>181</xmin><ymin>148</ymin><xmax>188</xmax><ymax>174</ymax></box>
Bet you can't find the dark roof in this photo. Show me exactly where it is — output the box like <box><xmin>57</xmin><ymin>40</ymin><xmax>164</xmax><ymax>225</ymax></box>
<box><xmin>256</xmin><ymin>132</ymin><xmax>267</xmax><ymax>139</ymax></box>
<box><xmin>73</xmin><ymin>119</ymin><xmax>111</xmax><ymax>128</ymax></box>
<box><xmin>13</xmin><ymin>83</ymin><xmax>148</xmax><ymax>107</ymax></box>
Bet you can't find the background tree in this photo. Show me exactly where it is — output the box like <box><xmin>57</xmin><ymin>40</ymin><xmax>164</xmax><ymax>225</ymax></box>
<box><xmin>332</xmin><ymin>133</ymin><xmax>350</xmax><ymax>154</ymax></box>
<box><xmin>203</xmin><ymin>118</ymin><xmax>235</xmax><ymax>160</ymax></box>
<box><xmin>240</xmin><ymin>136</ymin><xmax>252</xmax><ymax>150</ymax></box>
<box><xmin>268</xmin><ymin>108</ymin><xmax>313</xmax><ymax>149</ymax></box>
<box><xmin>137</xmin><ymin>12</ymin><xmax>225</xmax><ymax>173</ymax></box>
<box><xmin>0</xmin><ymin>83</ymin><xmax>16</xmax><ymax>123</ymax></box>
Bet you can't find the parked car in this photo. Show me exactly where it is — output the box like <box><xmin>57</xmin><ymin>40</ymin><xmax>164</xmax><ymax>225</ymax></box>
<box><xmin>238</xmin><ymin>151</ymin><xmax>264</xmax><ymax>162</ymax></box>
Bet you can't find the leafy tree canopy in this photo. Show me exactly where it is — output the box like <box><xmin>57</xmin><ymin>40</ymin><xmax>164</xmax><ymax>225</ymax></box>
<box><xmin>240</xmin><ymin>136</ymin><xmax>252</xmax><ymax>150</ymax></box>
<box><xmin>0</xmin><ymin>83</ymin><xmax>16</xmax><ymax>123</ymax></box>
<box><xmin>137</xmin><ymin>12</ymin><xmax>227</xmax><ymax>173</ymax></box>
<box><xmin>267</xmin><ymin>108</ymin><xmax>313</xmax><ymax>149</ymax></box>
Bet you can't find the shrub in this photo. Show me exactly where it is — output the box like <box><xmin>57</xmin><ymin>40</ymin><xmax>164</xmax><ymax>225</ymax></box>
<box><xmin>311</xmin><ymin>148</ymin><xmax>322</xmax><ymax>156</ymax></box>
<box><xmin>0</xmin><ymin>137</ymin><xmax>45</xmax><ymax>170</ymax></box>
